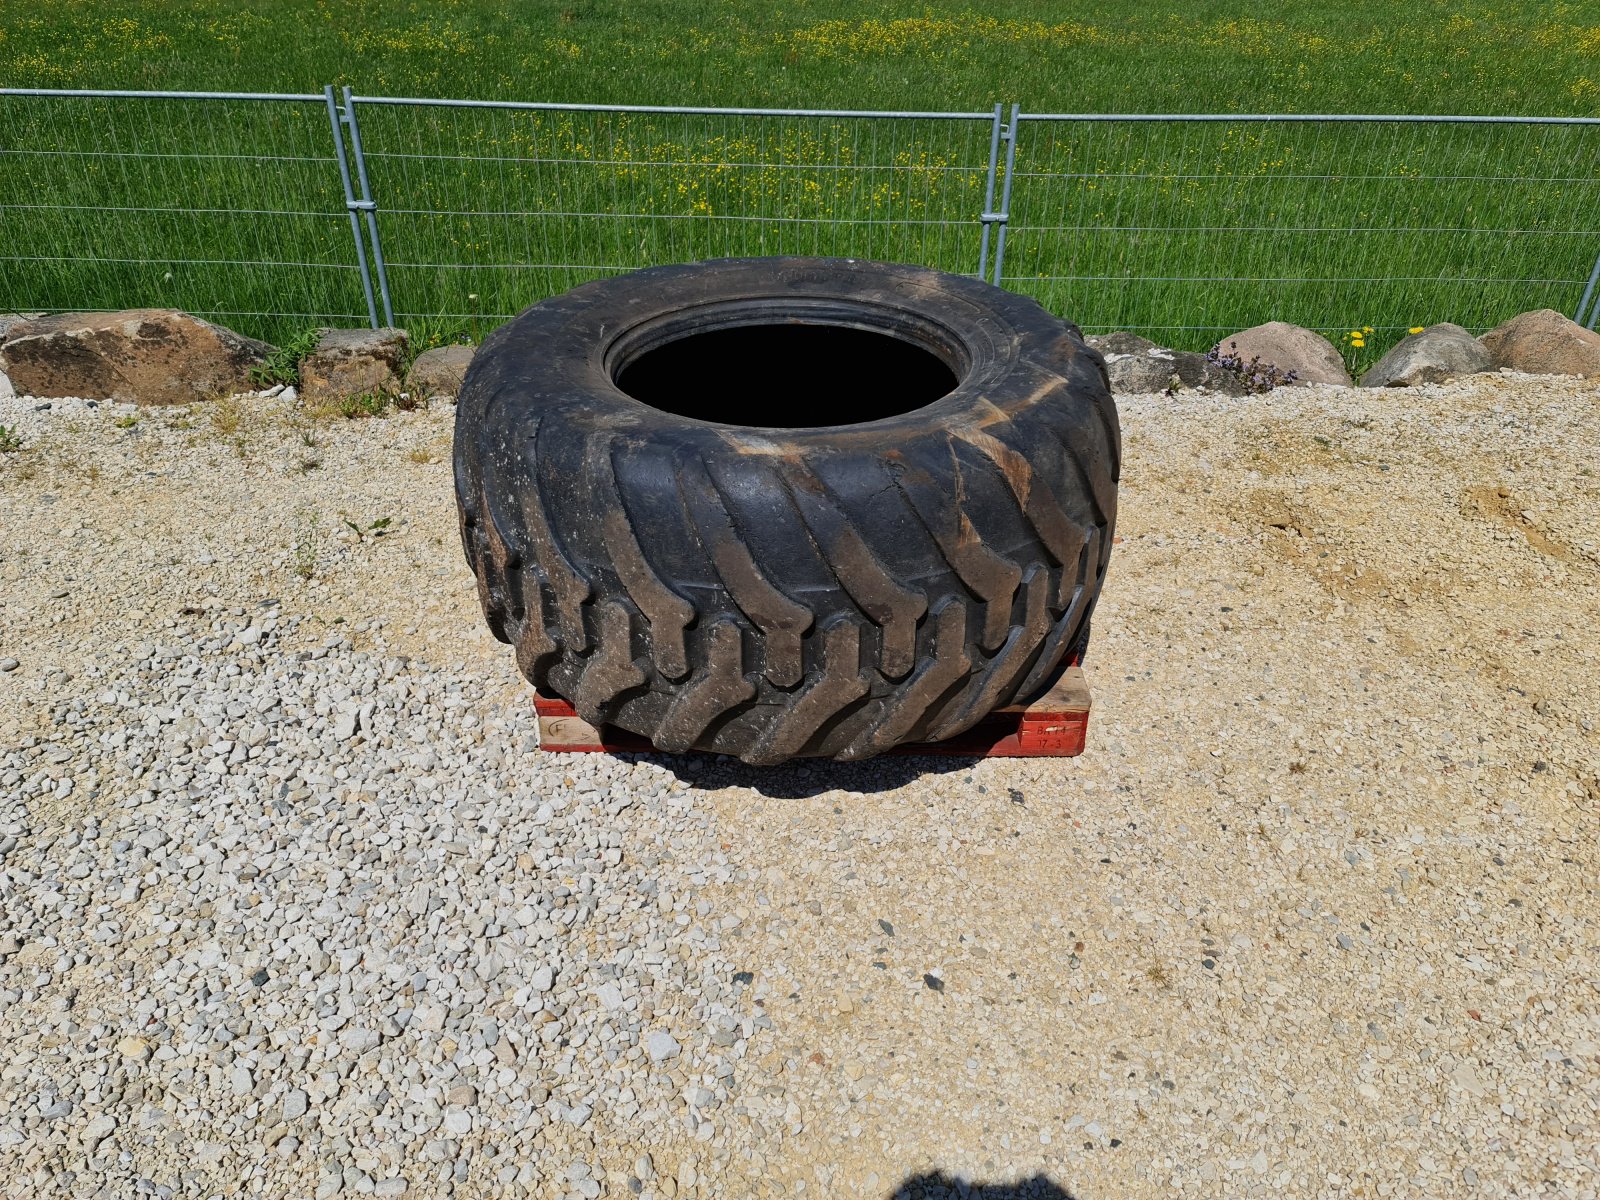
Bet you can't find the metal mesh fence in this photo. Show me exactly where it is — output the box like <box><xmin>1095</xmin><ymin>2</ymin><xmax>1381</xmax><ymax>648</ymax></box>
<box><xmin>3</xmin><ymin>89</ymin><xmax>1599</xmax><ymax>352</ymax></box>
<box><xmin>0</xmin><ymin>90</ymin><xmax>370</xmax><ymax>345</ymax></box>
<box><xmin>1002</xmin><ymin>114</ymin><xmax>1600</xmax><ymax>347</ymax></box>
<box><xmin>345</xmin><ymin>97</ymin><xmax>1000</xmax><ymax>329</ymax></box>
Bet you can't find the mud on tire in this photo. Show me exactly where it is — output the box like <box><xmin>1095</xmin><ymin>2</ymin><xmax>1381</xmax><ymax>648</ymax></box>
<box><xmin>454</xmin><ymin>257</ymin><xmax>1120</xmax><ymax>764</ymax></box>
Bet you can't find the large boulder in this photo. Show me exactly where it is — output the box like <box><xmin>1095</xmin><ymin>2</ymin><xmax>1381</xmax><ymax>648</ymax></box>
<box><xmin>0</xmin><ymin>313</ymin><xmax>42</xmax><ymax>341</ymax></box>
<box><xmin>406</xmin><ymin>343</ymin><xmax>476</xmax><ymax>400</ymax></box>
<box><xmin>0</xmin><ymin>309</ymin><xmax>273</xmax><ymax>405</ymax></box>
<box><xmin>299</xmin><ymin>328</ymin><xmax>409</xmax><ymax>406</ymax></box>
<box><xmin>0</xmin><ymin>315</ymin><xmax>30</xmax><ymax>401</ymax></box>
<box><xmin>1086</xmin><ymin>332</ymin><xmax>1249</xmax><ymax>395</ymax></box>
<box><xmin>1478</xmin><ymin>308</ymin><xmax>1600</xmax><ymax>377</ymax></box>
<box><xmin>1212</xmin><ymin>321</ymin><xmax>1351</xmax><ymax>386</ymax></box>
<box><xmin>1360</xmin><ymin>323</ymin><xmax>1491</xmax><ymax>388</ymax></box>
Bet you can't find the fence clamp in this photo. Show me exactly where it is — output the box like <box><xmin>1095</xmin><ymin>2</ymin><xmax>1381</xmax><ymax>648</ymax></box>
<box><xmin>979</xmin><ymin>212</ymin><xmax>1007</xmax><ymax>225</ymax></box>
<box><xmin>345</xmin><ymin>199</ymin><xmax>377</xmax><ymax>213</ymax></box>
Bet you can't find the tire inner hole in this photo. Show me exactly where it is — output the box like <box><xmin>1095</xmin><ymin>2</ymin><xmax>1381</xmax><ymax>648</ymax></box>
<box><xmin>614</xmin><ymin>323</ymin><xmax>959</xmax><ymax>428</ymax></box>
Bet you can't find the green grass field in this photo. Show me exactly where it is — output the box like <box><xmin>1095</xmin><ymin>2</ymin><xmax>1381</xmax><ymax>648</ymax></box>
<box><xmin>5</xmin><ymin>1</ymin><xmax>1600</xmax><ymax>351</ymax></box>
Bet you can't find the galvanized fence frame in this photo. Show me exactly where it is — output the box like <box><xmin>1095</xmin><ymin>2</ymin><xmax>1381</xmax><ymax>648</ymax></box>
<box><xmin>0</xmin><ymin>87</ymin><xmax>387</xmax><ymax>332</ymax></box>
<box><xmin>5</xmin><ymin>88</ymin><xmax>1600</xmax><ymax>338</ymax></box>
<box><xmin>340</xmin><ymin>92</ymin><xmax>1007</xmax><ymax>331</ymax></box>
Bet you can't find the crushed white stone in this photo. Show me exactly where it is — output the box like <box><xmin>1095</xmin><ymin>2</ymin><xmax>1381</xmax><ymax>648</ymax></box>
<box><xmin>1</xmin><ymin>374</ymin><xmax>1597</xmax><ymax>1199</ymax></box>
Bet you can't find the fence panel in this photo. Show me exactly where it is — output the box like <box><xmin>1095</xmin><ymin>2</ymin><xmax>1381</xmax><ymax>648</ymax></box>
<box><xmin>345</xmin><ymin>97</ymin><xmax>999</xmax><ymax>330</ymax></box>
<box><xmin>0</xmin><ymin>90</ymin><xmax>372</xmax><ymax>346</ymax></box>
<box><xmin>1001</xmin><ymin>114</ymin><xmax>1600</xmax><ymax>347</ymax></box>
<box><xmin>7</xmin><ymin>92</ymin><xmax>1600</xmax><ymax>351</ymax></box>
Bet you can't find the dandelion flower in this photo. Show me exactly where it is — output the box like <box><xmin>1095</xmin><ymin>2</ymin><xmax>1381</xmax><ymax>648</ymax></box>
<box><xmin>1351</xmin><ymin>337</ymin><xmax>1365</xmax><ymax>348</ymax></box>
<box><xmin>1362</xmin><ymin>326</ymin><xmax>1373</xmax><ymax>333</ymax></box>
<box><xmin>1408</xmin><ymin>326</ymin><xmax>1424</xmax><ymax>334</ymax></box>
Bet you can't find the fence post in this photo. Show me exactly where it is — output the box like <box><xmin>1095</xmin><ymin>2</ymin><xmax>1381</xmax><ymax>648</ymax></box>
<box><xmin>1575</xmin><ymin>249</ymin><xmax>1600</xmax><ymax>330</ymax></box>
<box><xmin>342</xmin><ymin>88</ymin><xmax>395</xmax><ymax>328</ymax></box>
<box><xmin>323</xmin><ymin>84</ymin><xmax>379</xmax><ymax>329</ymax></box>
<box><xmin>989</xmin><ymin>104</ymin><xmax>1021</xmax><ymax>287</ymax></box>
<box><xmin>978</xmin><ymin>104</ymin><xmax>1004</xmax><ymax>281</ymax></box>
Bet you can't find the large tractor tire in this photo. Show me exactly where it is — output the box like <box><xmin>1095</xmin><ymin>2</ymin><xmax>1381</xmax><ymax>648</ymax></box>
<box><xmin>454</xmin><ymin>257</ymin><xmax>1119</xmax><ymax>764</ymax></box>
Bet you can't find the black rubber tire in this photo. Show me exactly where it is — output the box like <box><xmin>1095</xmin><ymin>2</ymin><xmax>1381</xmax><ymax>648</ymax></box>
<box><xmin>455</xmin><ymin>257</ymin><xmax>1119</xmax><ymax>764</ymax></box>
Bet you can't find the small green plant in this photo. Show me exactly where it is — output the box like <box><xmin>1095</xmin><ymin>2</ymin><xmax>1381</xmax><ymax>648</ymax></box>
<box><xmin>114</xmin><ymin>414</ymin><xmax>139</xmax><ymax>429</ymax></box>
<box><xmin>211</xmin><ymin>394</ymin><xmax>244</xmax><ymax>435</ymax></box>
<box><xmin>337</xmin><ymin>391</ymin><xmax>394</xmax><ymax>419</ymax></box>
<box><xmin>250</xmin><ymin>329</ymin><xmax>321</xmax><ymax>388</ymax></box>
<box><xmin>0</xmin><ymin>425</ymin><xmax>22</xmax><ymax>453</ymax></box>
<box><xmin>292</xmin><ymin>511</ymin><xmax>321</xmax><ymax>580</ymax></box>
<box><xmin>1337</xmin><ymin>324</ymin><xmax>1397</xmax><ymax>379</ymax></box>
<box><xmin>342</xmin><ymin>515</ymin><xmax>393</xmax><ymax>542</ymax></box>
<box><xmin>405</xmin><ymin>318</ymin><xmax>474</xmax><ymax>358</ymax></box>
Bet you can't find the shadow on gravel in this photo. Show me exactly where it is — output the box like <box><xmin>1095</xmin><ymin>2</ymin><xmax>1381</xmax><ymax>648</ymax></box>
<box><xmin>888</xmin><ymin>1173</ymin><xmax>1078</xmax><ymax>1199</ymax></box>
<box><xmin>620</xmin><ymin>752</ymin><xmax>985</xmax><ymax>799</ymax></box>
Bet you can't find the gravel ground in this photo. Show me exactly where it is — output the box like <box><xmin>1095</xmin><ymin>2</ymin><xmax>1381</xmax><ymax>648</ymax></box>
<box><xmin>1</xmin><ymin>373</ymin><xmax>1597</xmax><ymax>1200</ymax></box>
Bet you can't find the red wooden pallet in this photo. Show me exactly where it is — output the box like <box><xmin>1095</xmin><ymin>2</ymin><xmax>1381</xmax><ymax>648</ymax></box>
<box><xmin>534</xmin><ymin>664</ymin><xmax>1090</xmax><ymax>758</ymax></box>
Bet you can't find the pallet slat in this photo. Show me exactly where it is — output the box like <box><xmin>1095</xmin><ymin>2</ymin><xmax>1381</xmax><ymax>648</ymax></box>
<box><xmin>534</xmin><ymin>665</ymin><xmax>1090</xmax><ymax>758</ymax></box>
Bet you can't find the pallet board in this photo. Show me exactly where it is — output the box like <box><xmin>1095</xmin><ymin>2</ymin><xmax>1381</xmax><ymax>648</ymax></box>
<box><xmin>534</xmin><ymin>665</ymin><xmax>1090</xmax><ymax>759</ymax></box>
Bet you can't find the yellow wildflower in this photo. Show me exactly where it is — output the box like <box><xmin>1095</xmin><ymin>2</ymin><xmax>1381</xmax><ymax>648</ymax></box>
<box><xmin>1408</xmin><ymin>326</ymin><xmax>1424</xmax><ymax>334</ymax></box>
<box><xmin>1351</xmin><ymin>337</ymin><xmax>1365</xmax><ymax>348</ymax></box>
<box><xmin>1362</xmin><ymin>326</ymin><xmax>1373</xmax><ymax>333</ymax></box>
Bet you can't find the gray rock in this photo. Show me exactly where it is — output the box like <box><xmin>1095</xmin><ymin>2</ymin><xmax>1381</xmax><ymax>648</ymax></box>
<box><xmin>1212</xmin><ymin>321</ymin><xmax>1352</xmax><ymax>386</ymax></box>
<box><xmin>0</xmin><ymin>313</ymin><xmax>43</xmax><ymax>341</ymax></box>
<box><xmin>1361</xmin><ymin>323</ymin><xmax>1491</xmax><ymax>387</ymax></box>
<box><xmin>1086</xmin><ymin>332</ymin><xmax>1249</xmax><ymax>396</ymax></box>
<box><xmin>82</xmin><ymin>1114</ymin><xmax>116</xmax><ymax>1150</ymax></box>
<box><xmin>647</xmin><ymin>1030</ymin><xmax>681</xmax><ymax>1062</ymax></box>
<box><xmin>0</xmin><ymin>310</ymin><xmax>273</xmax><ymax>405</ymax></box>
<box><xmin>299</xmin><ymin>328</ymin><xmax>409</xmax><ymax>407</ymax></box>
<box><xmin>283</xmin><ymin>1088</ymin><xmax>309</xmax><ymax>1120</ymax></box>
<box><xmin>406</xmin><ymin>344</ymin><xmax>475</xmax><ymax>400</ymax></box>
<box><xmin>1479</xmin><ymin>308</ymin><xmax>1600</xmax><ymax>377</ymax></box>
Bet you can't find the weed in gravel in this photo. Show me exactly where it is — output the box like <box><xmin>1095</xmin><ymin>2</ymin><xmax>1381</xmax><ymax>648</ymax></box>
<box><xmin>342</xmin><ymin>515</ymin><xmax>394</xmax><ymax>542</ymax></box>
<box><xmin>308</xmin><ymin>390</ymin><xmax>397</xmax><ymax>421</ymax></box>
<box><xmin>289</xmin><ymin>422</ymin><xmax>324</xmax><ymax>473</ymax></box>
<box><xmin>211</xmin><ymin>395</ymin><xmax>244</xmax><ymax>435</ymax></box>
<box><xmin>344</xmin><ymin>392</ymin><xmax>390</xmax><ymax>419</ymax></box>
<box><xmin>249</xmin><ymin>329</ymin><xmax>320</xmax><ymax>389</ymax></box>
<box><xmin>292</xmin><ymin>511</ymin><xmax>321</xmax><ymax>580</ymax></box>
<box><xmin>0</xmin><ymin>425</ymin><xmax>23</xmax><ymax>453</ymax></box>
<box><xmin>114</xmin><ymin>414</ymin><xmax>139</xmax><ymax>430</ymax></box>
